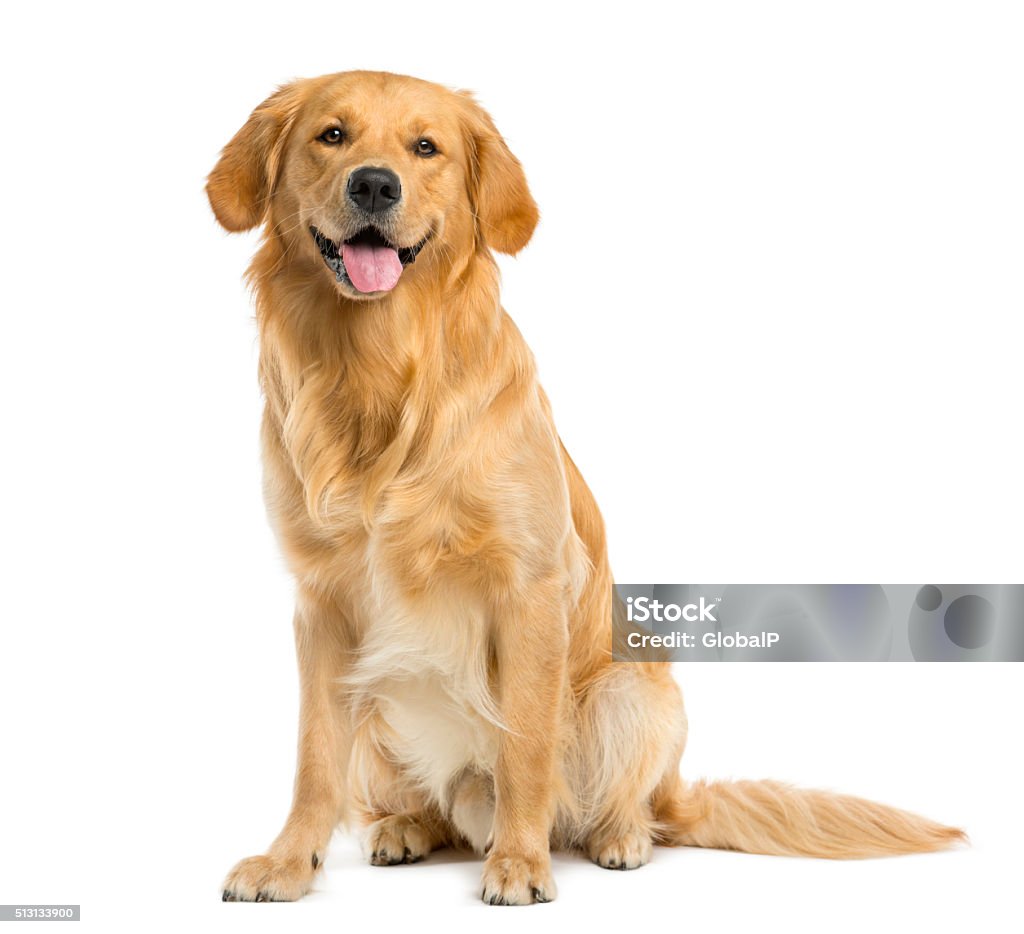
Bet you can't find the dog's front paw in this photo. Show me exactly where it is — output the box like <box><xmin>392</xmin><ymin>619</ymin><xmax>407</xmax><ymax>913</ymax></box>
<box><xmin>222</xmin><ymin>853</ymin><xmax>318</xmax><ymax>902</ymax></box>
<box><xmin>480</xmin><ymin>851</ymin><xmax>556</xmax><ymax>905</ymax></box>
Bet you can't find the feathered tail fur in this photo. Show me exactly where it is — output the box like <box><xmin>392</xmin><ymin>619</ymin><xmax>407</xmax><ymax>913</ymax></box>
<box><xmin>656</xmin><ymin>778</ymin><xmax>966</xmax><ymax>859</ymax></box>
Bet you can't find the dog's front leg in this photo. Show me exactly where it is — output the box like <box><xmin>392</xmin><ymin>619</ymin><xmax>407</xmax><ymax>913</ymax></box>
<box><xmin>223</xmin><ymin>589</ymin><xmax>351</xmax><ymax>902</ymax></box>
<box><xmin>480</xmin><ymin>587</ymin><xmax>567</xmax><ymax>906</ymax></box>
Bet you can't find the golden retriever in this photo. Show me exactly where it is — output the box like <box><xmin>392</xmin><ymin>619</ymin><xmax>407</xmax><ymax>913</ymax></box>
<box><xmin>208</xmin><ymin>70</ymin><xmax>963</xmax><ymax>905</ymax></box>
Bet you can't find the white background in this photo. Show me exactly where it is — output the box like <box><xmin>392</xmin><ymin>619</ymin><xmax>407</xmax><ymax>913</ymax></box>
<box><xmin>1</xmin><ymin>1</ymin><xmax>1022</xmax><ymax>932</ymax></box>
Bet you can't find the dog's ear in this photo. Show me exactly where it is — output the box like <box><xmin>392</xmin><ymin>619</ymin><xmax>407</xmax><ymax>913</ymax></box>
<box><xmin>207</xmin><ymin>82</ymin><xmax>306</xmax><ymax>232</ymax></box>
<box><xmin>458</xmin><ymin>93</ymin><xmax>539</xmax><ymax>255</ymax></box>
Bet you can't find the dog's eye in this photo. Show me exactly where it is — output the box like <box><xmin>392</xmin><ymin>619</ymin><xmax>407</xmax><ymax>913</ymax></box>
<box><xmin>415</xmin><ymin>139</ymin><xmax>437</xmax><ymax>157</ymax></box>
<box><xmin>319</xmin><ymin>128</ymin><xmax>345</xmax><ymax>145</ymax></box>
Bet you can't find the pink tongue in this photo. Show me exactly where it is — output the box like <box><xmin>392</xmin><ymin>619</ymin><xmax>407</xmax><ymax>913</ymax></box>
<box><xmin>341</xmin><ymin>242</ymin><xmax>403</xmax><ymax>293</ymax></box>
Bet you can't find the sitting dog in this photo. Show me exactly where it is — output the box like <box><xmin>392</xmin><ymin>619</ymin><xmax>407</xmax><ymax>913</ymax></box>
<box><xmin>208</xmin><ymin>70</ymin><xmax>964</xmax><ymax>905</ymax></box>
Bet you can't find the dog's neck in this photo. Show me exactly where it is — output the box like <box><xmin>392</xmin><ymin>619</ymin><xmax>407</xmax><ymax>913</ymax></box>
<box><xmin>250</xmin><ymin>230</ymin><xmax>535</xmax><ymax>520</ymax></box>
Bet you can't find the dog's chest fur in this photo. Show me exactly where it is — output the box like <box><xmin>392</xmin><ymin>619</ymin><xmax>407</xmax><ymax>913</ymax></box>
<box><xmin>346</xmin><ymin>565</ymin><xmax>502</xmax><ymax>806</ymax></box>
<box><xmin>263</xmin><ymin>397</ymin><xmax>507</xmax><ymax>811</ymax></box>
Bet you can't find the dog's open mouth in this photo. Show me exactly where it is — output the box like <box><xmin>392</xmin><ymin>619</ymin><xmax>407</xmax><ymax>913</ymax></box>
<box><xmin>310</xmin><ymin>226</ymin><xmax>429</xmax><ymax>294</ymax></box>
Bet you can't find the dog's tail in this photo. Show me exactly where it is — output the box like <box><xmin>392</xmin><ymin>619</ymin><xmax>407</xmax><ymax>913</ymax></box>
<box><xmin>655</xmin><ymin>777</ymin><xmax>966</xmax><ymax>859</ymax></box>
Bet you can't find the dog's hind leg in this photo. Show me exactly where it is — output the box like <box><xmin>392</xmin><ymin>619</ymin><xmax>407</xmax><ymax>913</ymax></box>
<box><xmin>574</xmin><ymin>663</ymin><xmax>688</xmax><ymax>870</ymax></box>
<box><xmin>448</xmin><ymin>768</ymin><xmax>495</xmax><ymax>854</ymax></box>
<box><xmin>349</xmin><ymin>717</ymin><xmax>453</xmax><ymax>865</ymax></box>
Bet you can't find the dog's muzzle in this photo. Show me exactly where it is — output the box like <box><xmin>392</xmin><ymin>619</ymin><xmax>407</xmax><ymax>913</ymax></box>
<box><xmin>310</xmin><ymin>226</ymin><xmax>430</xmax><ymax>294</ymax></box>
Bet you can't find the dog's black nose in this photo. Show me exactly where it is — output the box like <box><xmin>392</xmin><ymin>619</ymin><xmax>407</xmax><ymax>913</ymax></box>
<box><xmin>347</xmin><ymin>167</ymin><xmax>402</xmax><ymax>214</ymax></box>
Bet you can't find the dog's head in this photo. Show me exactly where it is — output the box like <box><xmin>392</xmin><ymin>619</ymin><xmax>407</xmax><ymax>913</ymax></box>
<box><xmin>207</xmin><ymin>71</ymin><xmax>538</xmax><ymax>300</ymax></box>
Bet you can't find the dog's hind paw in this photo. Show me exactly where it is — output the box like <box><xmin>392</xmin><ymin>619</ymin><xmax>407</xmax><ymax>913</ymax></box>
<box><xmin>587</xmin><ymin>829</ymin><xmax>653</xmax><ymax>870</ymax></box>
<box><xmin>366</xmin><ymin>814</ymin><xmax>437</xmax><ymax>866</ymax></box>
